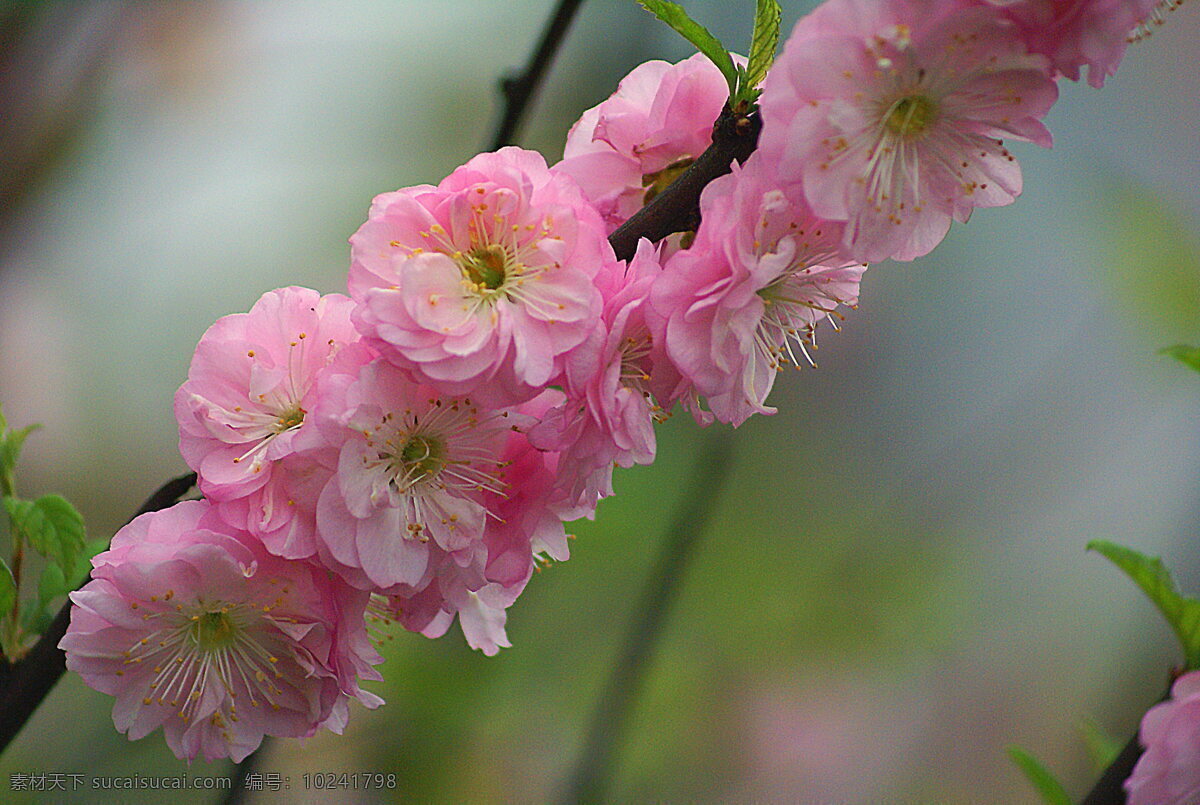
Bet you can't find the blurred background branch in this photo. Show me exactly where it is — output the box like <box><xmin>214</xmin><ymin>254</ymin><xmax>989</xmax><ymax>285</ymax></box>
<box><xmin>0</xmin><ymin>2</ymin><xmax>134</xmax><ymax>232</ymax></box>
<box><xmin>563</xmin><ymin>431</ymin><xmax>735</xmax><ymax>803</ymax></box>
<box><xmin>489</xmin><ymin>0</ymin><xmax>586</xmax><ymax>151</ymax></box>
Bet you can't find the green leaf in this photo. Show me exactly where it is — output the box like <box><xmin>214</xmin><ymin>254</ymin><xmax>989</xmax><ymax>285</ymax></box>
<box><xmin>742</xmin><ymin>0</ymin><xmax>781</xmax><ymax>94</ymax></box>
<box><xmin>1161</xmin><ymin>344</ymin><xmax>1200</xmax><ymax>373</ymax></box>
<box><xmin>1079</xmin><ymin>716</ymin><xmax>1124</xmax><ymax>773</ymax></box>
<box><xmin>1089</xmin><ymin>540</ymin><xmax>1200</xmax><ymax>669</ymax></box>
<box><xmin>20</xmin><ymin>605</ymin><xmax>52</xmax><ymax>636</ymax></box>
<box><xmin>0</xmin><ymin>421</ymin><xmax>40</xmax><ymax>473</ymax></box>
<box><xmin>2</xmin><ymin>496</ymin><xmax>31</xmax><ymax>529</ymax></box>
<box><xmin>0</xmin><ymin>403</ymin><xmax>42</xmax><ymax>492</ymax></box>
<box><xmin>70</xmin><ymin>537</ymin><xmax>108</xmax><ymax>588</ymax></box>
<box><xmin>4</xmin><ymin>494</ymin><xmax>86</xmax><ymax>573</ymax></box>
<box><xmin>0</xmin><ymin>556</ymin><xmax>14</xmax><ymax>616</ymax></box>
<box><xmin>638</xmin><ymin>0</ymin><xmax>737</xmax><ymax>94</ymax></box>
<box><xmin>1006</xmin><ymin>745</ymin><xmax>1071</xmax><ymax>805</ymax></box>
<box><xmin>38</xmin><ymin>562</ymin><xmax>70</xmax><ymax>609</ymax></box>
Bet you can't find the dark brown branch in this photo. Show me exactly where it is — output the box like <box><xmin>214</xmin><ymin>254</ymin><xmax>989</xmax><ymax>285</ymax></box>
<box><xmin>0</xmin><ymin>471</ymin><xmax>197</xmax><ymax>756</ymax></box>
<box><xmin>561</xmin><ymin>432</ymin><xmax>734</xmax><ymax>803</ymax></box>
<box><xmin>1080</xmin><ymin>732</ymin><xmax>1141</xmax><ymax>805</ymax></box>
<box><xmin>1077</xmin><ymin>670</ymin><xmax>1182</xmax><ymax>805</ymax></box>
<box><xmin>489</xmin><ymin>0</ymin><xmax>587</xmax><ymax>150</ymax></box>
<box><xmin>609</xmin><ymin>106</ymin><xmax>761</xmax><ymax>262</ymax></box>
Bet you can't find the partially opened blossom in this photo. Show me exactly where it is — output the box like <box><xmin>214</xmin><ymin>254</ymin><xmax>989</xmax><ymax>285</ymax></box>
<box><xmin>988</xmin><ymin>0</ymin><xmax>1162</xmax><ymax>87</ymax></box>
<box><xmin>759</xmin><ymin>0</ymin><xmax>1058</xmax><ymax>262</ymax></box>
<box><xmin>61</xmin><ymin>500</ymin><xmax>383</xmax><ymax>763</ymax></box>
<box><xmin>556</xmin><ymin>53</ymin><xmax>730</xmax><ymax>231</ymax></box>
<box><xmin>349</xmin><ymin>147</ymin><xmax>608</xmax><ymax>406</ymax></box>
<box><xmin>653</xmin><ymin>156</ymin><xmax>865</xmax><ymax>426</ymax></box>
<box><xmin>312</xmin><ymin>358</ymin><xmax>522</xmax><ymax>591</ymax></box>
<box><xmin>531</xmin><ymin>240</ymin><xmax>679</xmax><ymax>513</ymax></box>
<box><xmin>1126</xmin><ymin>670</ymin><xmax>1200</xmax><ymax>804</ymax></box>
<box><xmin>174</xmin><ymin>287</ymin><xmax>361</xmax><ymax>558</ymax></box>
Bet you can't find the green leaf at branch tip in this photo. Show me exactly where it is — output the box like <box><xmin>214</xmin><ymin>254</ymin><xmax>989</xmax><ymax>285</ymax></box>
<box><xmin>742</xmin><ymin>0</ymin><xmax>781</xmax><ymax>95</ymax></box>
<box><xmin>1160</xmin><ymin>344</ymin><xmax>1200</xmax><ymax>373</ymax></box>
<box><xmin>4</xmin><ymin>494</ymin><xmax>86</xmax><ymax>574</ymax></box>
<box><xmin>637</xmin><ymin>0</ymin><xmax>738</xmax><ymax>94</ymax></box>
<box><xmin>1088</xmin><ymin>540</ymin><xmax>1200</xmax><ymax>669</ymax></box>
<box><xmin>0</xmin><ymin>405</ymin><xmax>42</xmax><ymax>498</ymax></box>
<box><xmin>1079</xmin><ymin>716</ymin><xmax>1123</xmax><ymax>773</ymax></box>
<box><xmin>1006</xmin><ymin>745</ymin><xmax>1071</xmax><ymax>805</ymax></box>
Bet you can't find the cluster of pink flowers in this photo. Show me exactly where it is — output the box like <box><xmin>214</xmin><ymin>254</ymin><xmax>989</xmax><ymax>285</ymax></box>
<box><xmin>62</xmin><ymin>0</ymin><xmax>1170</xmax><ymax>762</ymax></box>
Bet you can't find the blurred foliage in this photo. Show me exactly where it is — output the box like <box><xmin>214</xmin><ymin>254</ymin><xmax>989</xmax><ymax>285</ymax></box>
<box><xmin>1007</xmin><ymin>745</ymin><xmax>1071</xmax><ymax>805</ymax></box>
<box><xmin>1079</xmin><ymin>716</ymin><xmax>1123</xmax><ymax>773</ymax></box>
<box><xmin>1162</xmin><ymin>343</ymin><xmax>1200</xmax><ymax>373</ymax></box>
<box><xmin>1089</xmin><ymin>540</ymin><xmax>1200</xmax><ymax>669</ymax></box>
<box><xmin>1094</xmin><ymin>181</ymin><xmax>1200</xmax><ymax>344</ymax></box>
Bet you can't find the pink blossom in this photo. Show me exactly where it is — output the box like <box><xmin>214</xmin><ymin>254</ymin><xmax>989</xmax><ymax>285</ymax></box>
<box><xmin>348</xmin><ymin>147</ymin><xmax>608</xmax><ymax>406</ymax></box>
<box><xmin>174</xmin><ymin>287</ymin><xmax>361</xmax><ymax>558</ymax></box>
<box><xmin>1127</xmin><ymin>670</ymin><xmax>1200</xmax><ymax>804</ymax></box>
<box><xmin>61</xmin><ymin>500</ymin><xmax>382</xmax><ymax>762</ymax></box>
<box><xmin>530</xmin><ymin>240</ymin><xmax>678</xmax><ymax>512</ymax></box>
<box><xmin>374</xmin><ymin>393</ymin><xmax>569</xmax><ymax>655</ymax></box>
<box><xmin>312</xmin><ymin>357</ymin><xmax>522</xmax><ymax>591</ymax></box>
<box><xmin>485</xmin><ymin>391</ymin><xmax>571</xmax><ymax>574</ymax></box>
<box><xmin>652</xmin><ymin>155</ymin><xmax>865</xmax><ymax>427</ymax></box>
<box><xmin>368</xmin><ymin>544</ymin><xmax>522</xmax><ymax>657</ymax></box>
<box><xmin>759</xmin><ymin>0</ymin><xmax>1058</xmax><ymax>262</ymax></box>
<box><xmin>988</xmin><ymin>0</ymin><xmax>1162</xmax><ymax>88</ymax></box>
<box><xmin>556</xmin><ymin>53</ymin><xmax>730</xmax><ymax>231</ymax></box>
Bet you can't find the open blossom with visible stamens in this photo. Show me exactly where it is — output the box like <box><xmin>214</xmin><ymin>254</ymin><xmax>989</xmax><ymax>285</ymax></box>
<box><xmin>370</xmin><ymin>400</ymin><xmax>572</xmax><ymax>655</ymax></box>
<box><xmin>653</xmin><ymin>156</ymin><xmax>865</xmax><ymax>426</ymax></box>
<box><xmin>530</xmin><ymin>240</ymin><xmax>678</xmax><ymax>513</ymax></box>
<box><xmin>1126</xmin><ymin>670</ymin><xmax>1200</xmax><ymax>804</ymax></box>
<box><xmin>367</xmin><ymin>390</ymin><xmax>572</xmax><ymax>654</ymax></box>
<box><xmin>313</xmin><ymin>358</ymin><xmax>523</xmax><ymax>591</ymax></box>
<box><xmin>555</xmin><ymin>53</ymin><xmax>730</xmax><ymax>232</ymax></box>
<box><xmin>60</xmin><ymin>500</ymin><xmax>383</xmax><ymax>762</ymax></box>
<box><xmin>348</xmin><ymin>147</ymin><xmax>608</xmax><ymax>406</ymax></box>
<box><xmin>174</xmin><ymin>287</ymin><xmax>361</xmax><ymax>558</ymax></box>
<box><xmin>759</xmin><ymin>0</ymin><xmax>1058</xmax><ymax>262</ymax></box>
<box><xmin>987</xmin><ymin>0</ymin><xmax>1164</xmax><ymax>88</ymax></box>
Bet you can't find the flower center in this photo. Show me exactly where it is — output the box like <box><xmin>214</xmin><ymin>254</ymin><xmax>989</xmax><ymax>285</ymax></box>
<box><xmin>395</xmin><ymin>434</ymin><xmax>445</xmax><ymax>482</ymax></box>
<box><xmin>274</xmin><ymin>405</ymin><xmax>305</xmax><ymax>432</ymax></box>
<box><xmin>459</xmin><ymin>244</ymin><xmax>510</xmax><ymax>291</ymax></box>
<box><xmin>883</xmin><ymin>94</ymin><xmax>938</xmax><ymax>138</ymax></box>
<box><xmin>189</xmin><ymin>610</ymin><xmax>238</xmax><ymax>651</ymax></box>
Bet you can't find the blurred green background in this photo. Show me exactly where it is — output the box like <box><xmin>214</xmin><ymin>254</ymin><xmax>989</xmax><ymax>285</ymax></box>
<box><xmin>1</xmin><ymin>1</ymin><xmax>1199</xmax><ymax>802</ymax></box>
